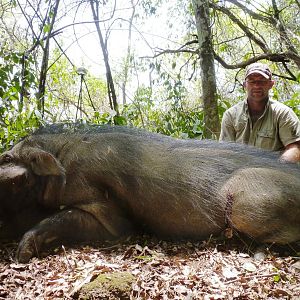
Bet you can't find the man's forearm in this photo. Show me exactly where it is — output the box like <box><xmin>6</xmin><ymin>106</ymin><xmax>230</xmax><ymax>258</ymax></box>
<box><xmin>280</xmin><ymin>142</ymin><xmax>300</xmax><ymax>163</ymax></box>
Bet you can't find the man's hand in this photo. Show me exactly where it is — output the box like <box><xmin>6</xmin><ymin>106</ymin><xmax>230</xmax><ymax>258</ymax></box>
<box><xmin>280</xmin><ymin>141</ymin><xmax>300</xmax><ymax>163</ymax></box>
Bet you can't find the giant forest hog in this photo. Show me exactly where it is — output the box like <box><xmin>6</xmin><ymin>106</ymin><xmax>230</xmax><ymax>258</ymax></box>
<box><xmin>0</xmin><ymin>125</ymin><xmax>299</xmax><ymax>262</ymax></box>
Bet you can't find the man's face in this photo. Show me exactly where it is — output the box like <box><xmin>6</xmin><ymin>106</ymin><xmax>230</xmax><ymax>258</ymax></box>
<box><xmin>243</xmin><ymin>74</ymin><xmax>274</xmax><ymax>102</ymax></box>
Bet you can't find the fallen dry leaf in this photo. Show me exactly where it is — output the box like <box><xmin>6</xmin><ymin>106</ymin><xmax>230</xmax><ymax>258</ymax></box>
<box><xmin>0</xmin><ymin>236</ymin><xmax>299</xmax><ymax>299</ymax></box>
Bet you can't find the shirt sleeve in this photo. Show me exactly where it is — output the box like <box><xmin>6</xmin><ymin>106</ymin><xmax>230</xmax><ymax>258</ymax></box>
<box><xmin>219</xmin><ymin>110</ymin><xmax>236</xmax><ymax>142</ymax></box>
<box><xmin>278</xmin><ymin>108</ymin><xmax>300</xmax><ymax>146</ymax></box>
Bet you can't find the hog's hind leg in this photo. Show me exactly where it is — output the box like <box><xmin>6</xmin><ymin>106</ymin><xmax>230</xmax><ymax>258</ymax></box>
<box><xmin>222</xmin><ymin>167</ymin><xmax>300</xmax><ymax>244</ymax></box>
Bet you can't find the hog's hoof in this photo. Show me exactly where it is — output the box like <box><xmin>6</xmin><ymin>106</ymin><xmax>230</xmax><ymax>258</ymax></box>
<box><xmin>16</xmin><ymin>231</ymin><xmax>39</xmax><ymax>263</ymax></box>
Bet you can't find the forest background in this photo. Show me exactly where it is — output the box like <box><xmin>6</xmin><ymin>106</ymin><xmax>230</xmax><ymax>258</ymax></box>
<box><xmin>0</xmin><ymin>0</ymin><xmax>300</xmax><ymax>152</ymax></box>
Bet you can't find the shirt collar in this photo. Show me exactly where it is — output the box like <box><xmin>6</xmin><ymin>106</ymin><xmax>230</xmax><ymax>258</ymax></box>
<box><xmin>243</xmin><ymin>98</ymin><xmax>270</xmax><ymax>115</ymax></box>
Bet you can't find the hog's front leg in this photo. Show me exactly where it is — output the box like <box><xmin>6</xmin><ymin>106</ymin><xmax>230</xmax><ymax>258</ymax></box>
<box><xmin>0</xmin><ymin>206</ymin><xmax>55</xmax><ymax>241</ymax></box>
<box><xmin>16</xmin><ymin>208</ymin><xmax>119</xmax><ymax>263</ymax></box>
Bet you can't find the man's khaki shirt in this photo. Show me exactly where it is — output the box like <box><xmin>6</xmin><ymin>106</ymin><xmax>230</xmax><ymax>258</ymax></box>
<box><xmin>219</xmin><ymin>99</ymin><xmax>300</xmax><ymax>151</ymax></box>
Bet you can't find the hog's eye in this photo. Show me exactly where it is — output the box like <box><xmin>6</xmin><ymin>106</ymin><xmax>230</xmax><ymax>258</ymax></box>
<box><xmin>1</xmin><ymin>154</ymin><xmax>13</xmax><ymax>163</ymax></box>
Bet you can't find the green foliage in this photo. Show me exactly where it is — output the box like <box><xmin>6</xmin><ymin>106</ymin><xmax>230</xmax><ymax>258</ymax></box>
<box><xmin>122</xmin><ymin>86</ymin><xmax>154</xmax><ymax>128</ymax></box>
<box><xmin>0</xmin><ymin>111</ymin><xmax>41</xmax><ymax>150</ymax></box>
<box><xmin>283</xmin><ymin>93</ymin><xmax>300</xmax><ymax>118</ymax></box>
<box><xmin>0</xmin><ymin>50</ymin><xmax>36</xmax><ymax>106</ymax></box>
<box><xmin>140</xmin><ymin>0</ymin><xmax>162</xmax><ymax>16</ymax></box>
<box><xmin>152</xmin><ymin>107</ymin><xmax>205</xmax><ymax>139</ymax></box>
<box><xmin>122</xmin><ymin>86</ymin><xmax>205</xmax><ymax>139</ymax></box>
<box><xmin>1</xmin><ymin>0</ymin><xmax>300</xmax><ymax>153</ymax></box>
<box><xmin>91</xmin><ymin>111</ymin><xmax>127</xmax><ymax>126</ymax></box>
<box><xmin>0</xmin><ymin>49</ymin><xmax>41</xmax><ymax>152</ymax></box>
<box><xmin>124</xmin><ymin>101</ymin><xmax>205</xmax><ymax>139</ymax></box>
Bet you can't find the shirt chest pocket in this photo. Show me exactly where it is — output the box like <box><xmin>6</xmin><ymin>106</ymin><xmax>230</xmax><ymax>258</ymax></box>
<box><xmin>256</xmin><ymin>129</ymin><xmax>275</xmax><ymax>149</ymax></box>
<box><xmin>234</xmin><ymin>116</ymin><xmax>248</xmax><ymax>133</ymax></box>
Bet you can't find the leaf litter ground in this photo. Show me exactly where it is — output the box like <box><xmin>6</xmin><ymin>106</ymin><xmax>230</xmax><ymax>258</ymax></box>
<box><xmin>0</xmin><ymin>236</ymin><xmax>299</xmax><ymax>299</ymax></box>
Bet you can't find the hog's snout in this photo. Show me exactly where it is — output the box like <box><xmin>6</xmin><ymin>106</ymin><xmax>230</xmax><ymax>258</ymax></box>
<box><xmin>0</xmin><ymin>165</ymin><xmax>28</xmax><ymax>185</ymax></box>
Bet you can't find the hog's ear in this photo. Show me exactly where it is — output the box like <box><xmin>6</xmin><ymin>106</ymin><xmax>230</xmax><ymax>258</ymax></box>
<box><xmin>29</xmin><ymin>149</ymin><xmax>65</xmax><ymax>177</ymax></box>
<box><xmin>29</xmin><ymin>149</ymin><xmax>66</xmax><ymax>208</ymax></box>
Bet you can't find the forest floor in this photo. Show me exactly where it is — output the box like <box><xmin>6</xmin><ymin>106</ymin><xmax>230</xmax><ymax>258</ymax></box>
<box><xmin>0</xmin><ymin>236</ymin><xmax>299</xmax><ymax>299</ymax></box>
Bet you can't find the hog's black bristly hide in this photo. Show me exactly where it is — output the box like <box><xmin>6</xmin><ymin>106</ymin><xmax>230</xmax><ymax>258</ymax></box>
<box><xmin>0</xmin><ymin>124</ymin><xmax>299</xmax><ymax>262</ymax></box>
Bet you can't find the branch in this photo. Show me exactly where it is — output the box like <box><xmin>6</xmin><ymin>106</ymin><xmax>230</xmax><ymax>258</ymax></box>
<box><xmin>219</xmin><ymin>0</ymin><xmax>300</xmax><ymax>68</ymax></box>
<box><xmin>214</xmin><ymin>51</ymin><xmax>298</xmax><ymax>80</ymax></box>
<box><xmin>143</xmin><ymin>36</ymin><xmax>299</xmax><ymax>81</ymax></box>
<box><xmin>143</xmin><ymin>38</ymin><xmax>198</xmax><ymax>59</ymax></box>
<box><xmin>152</xmin><ymin>48</ymin><xmax>196</xmax><ymax>59</ymax></box>
<box><xmin>37</xmin><ymin>0</ymin><xmax>61</xmax><ymax>115</ymax></box>
<box><xmin>210</xmin><ymin>2</ymin><xmax>269</xmax><ymax>53</ymax></box>
<box><xmin>224</xmin><ymin>0</ymin><xmax>277</xmax><ymax>26</ymax></box>
<box><xmin>271</xmin><ymin>0</ymin><xmax>299</xmax><ymax>62</ymax></box>
<box><xmin>294</xmin><ymin>0</ymin><xmax>300</xmax><ymax>9</ymax></box>
<box><xmin>15</xmin><ymin>0</ymin><xmax>41</xmax><ymax>44</ymax></box>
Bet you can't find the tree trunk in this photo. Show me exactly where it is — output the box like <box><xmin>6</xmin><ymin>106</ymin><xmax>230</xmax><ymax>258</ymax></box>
<box><xmin>37</xmin><ymin>0</ymin><xmax>60</xmax><ymax>117</ymax></box>
<box><xmin>89</xmin><ymin>0</ymin><xmax>119</xmax><ymax>116</ymax></box>
<box><xmin>192</xmin><ymin>0</ymin><xmax>220</xmax><ymax>139</ymax></box>
<box><xmin>122</xmin><ymin>0</ymin><xmax>136</xmax><ymax>105</ymax></box>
